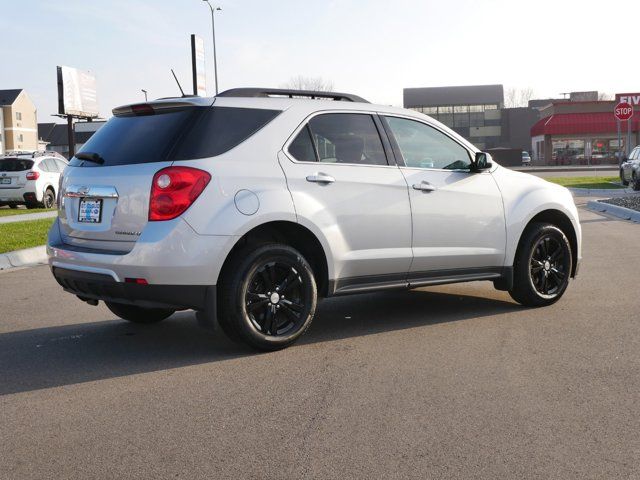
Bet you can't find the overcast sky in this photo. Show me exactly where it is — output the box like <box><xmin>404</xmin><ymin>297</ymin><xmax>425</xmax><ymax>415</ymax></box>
<box><xmin>2</xmin><ymin>0</ymin><xmax>638</xmax><ymax>121</ymax></box>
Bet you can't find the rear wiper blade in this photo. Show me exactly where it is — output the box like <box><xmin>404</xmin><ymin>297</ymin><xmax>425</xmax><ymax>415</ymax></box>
<box><xmin>75</xmin><ymin>152</ymin><xmax>105</xmax><ymax>164</ymax></box>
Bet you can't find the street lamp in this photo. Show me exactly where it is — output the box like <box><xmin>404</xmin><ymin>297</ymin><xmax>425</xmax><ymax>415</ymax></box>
<box><xmin>202</xmin><ymin>1</ymin><xmax>221</xmax><ymax>95</ymax></box>
<box><xmin>141</xmin><ymin>89</ymin><xmax>148</xmax><ymax>102</ymax></box>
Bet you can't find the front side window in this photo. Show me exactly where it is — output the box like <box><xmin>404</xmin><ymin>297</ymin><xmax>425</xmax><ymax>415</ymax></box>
<box><xmin>384</xmin><ymin>116</ymin><xmax>472</xmax><ymax>170</ymax></box>
<box><xmin>288</xmin><ymin>113</ymin><xmax>387</xmax><ymax>166</ymax></box>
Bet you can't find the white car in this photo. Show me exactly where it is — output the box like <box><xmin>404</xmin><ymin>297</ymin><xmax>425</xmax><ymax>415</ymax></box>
<box><xmin>48</xmin><ymin>88</ymin><xmax>582</xmax><ymax>350</ymax></box>
<box><xmin>0</xmin><ymin>151</ymin><xmax>68</xmax><ymax>209</ymax></box>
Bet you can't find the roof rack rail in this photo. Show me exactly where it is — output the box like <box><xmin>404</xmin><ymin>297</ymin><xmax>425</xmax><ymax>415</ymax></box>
<box><xmin>2</xmin><ymin>150</ymin><xmax>65</xmax><ymax>159</ymax></box>
<box><xmin>217</xmin><ymin>88</ymin><xmax>369</xmax><ymax>103</ymax></box>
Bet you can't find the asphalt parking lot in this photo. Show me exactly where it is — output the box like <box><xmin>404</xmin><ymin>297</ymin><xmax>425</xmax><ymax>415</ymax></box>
<box><xmin>1</xmin><ymin>204</ymin><xmax>639</xmax><ymax>479</ymax></box>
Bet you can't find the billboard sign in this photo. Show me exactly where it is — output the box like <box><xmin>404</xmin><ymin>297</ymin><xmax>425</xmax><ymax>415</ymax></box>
<box><xmin>191</xmin><ymin>35</ymin><xmax>207</xmax><ymax>97</ymax></box>
<box><xmin>57</xmin><ymin>66</ymin><xmax>99</xmax><ymax>118</ymax></box>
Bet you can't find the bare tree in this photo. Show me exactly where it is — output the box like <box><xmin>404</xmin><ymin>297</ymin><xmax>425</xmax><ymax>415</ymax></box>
<box><xmin>504</xmin><ymin>87</ymin><xmax>535</xmax><ymax>108</ymax></box>
<box><xmin>598</xmin><ymin>92</ymin><xmax>613</xmax><ymax>101</ymax></box>
<box><xmin>282</xmin><ymin>75</ymin><xmax>335</xmax><ymax>92</ymax></box>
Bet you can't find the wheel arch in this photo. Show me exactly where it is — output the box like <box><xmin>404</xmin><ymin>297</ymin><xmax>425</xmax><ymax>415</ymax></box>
<box><xmin>516</xmin><ymin>209</ymin><xmax>579</xmax><ymax>278</ymax></box>
<box><xmin>217</xmin><ymin>220</ymin><xmax>330</xmax><ymax>297</ymax></box>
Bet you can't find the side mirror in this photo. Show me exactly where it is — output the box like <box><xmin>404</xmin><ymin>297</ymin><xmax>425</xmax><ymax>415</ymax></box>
<box><xmin>473</xmin><ymin>152</ymin><xmax>493</xmax><ymax>172</ymax></box>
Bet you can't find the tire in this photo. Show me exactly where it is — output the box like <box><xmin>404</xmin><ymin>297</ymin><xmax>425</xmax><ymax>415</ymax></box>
<box><xmin>509</xmin><ymin>223</ymin><xmax>572</xmax><ymax>307</ymax></box>
<box><xmin>632</xmin><ymin>173</ymin><xmax>640</xmax><ymax>191</ymax></box>
<box><xmin>8</xmin><ymin>203</ymin><xmax>19</xmax><ymax>209</ymax></box>
<box><xmin>41</xmin><ymin>189</ymin><xmax>55</xmax><ymax>209</ymax></box>
<box><xmin>26</xmin><ymin>202</ymin><xmax>38</xmax><ymax>209</ymax></box>
<box><xmin>218</xmin><ymin>243</ymin><xmax>317</xmax><ymax>351</ymax></box>
<box><xmin>105</xmin><ymin>301</ymin><xmax>174</xmax><ymax>324</ymax></box>
<box><xmin>620</xmin><ymin>169</ymin><xmax>629</xmax><ymax>186</ymax></box>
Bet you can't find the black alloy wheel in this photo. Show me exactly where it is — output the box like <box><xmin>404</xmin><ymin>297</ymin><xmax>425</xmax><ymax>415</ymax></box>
<box><xmin>244</xmin><ymin>261</ymin><xmax>308</xmax><ymax>336</ymax></box>
<box><xmin>218</xmin><ymin>244</ymin><xmax>317</xmax><ymax>351</ymax></box>
<box><xmin>529</xmin><ymin>234</ymin><xmax>570</xmax><ymax>298</ymax></box>
<box><xmin>509</xmin><ymin>223</ymin><xmax>572</xmax><ymax>307</ymax></box>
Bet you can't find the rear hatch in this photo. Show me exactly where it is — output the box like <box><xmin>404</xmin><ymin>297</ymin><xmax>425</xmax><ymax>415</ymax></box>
<box><xmin>58</xmin><ymin>98</ymin><xmax>281</xmax><ymax>252</ymax></box>
<box><xmin>0</xmin><ymin>158</ymin><xmax>32</xmax><ymax>189</ymax></box>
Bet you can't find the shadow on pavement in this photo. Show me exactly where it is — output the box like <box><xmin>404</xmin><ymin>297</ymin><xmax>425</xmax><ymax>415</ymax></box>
<box><xmin>0</xmin><ymin>289</ymin><xmax>520</xmax><ymax>396</ymax></box>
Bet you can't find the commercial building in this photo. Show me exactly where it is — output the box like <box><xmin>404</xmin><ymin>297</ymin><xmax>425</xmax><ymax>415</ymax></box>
<box><xmin>530</xmin><ymin>95</ymin><xmax>640</xmax><ymax>165</ymax></box>
<box><xmin>403</xmin><ymin>84</ymin><xmax>540</xmax><ymax>153</ymax></box>
<box><xmin>404</xmin><ymin>85</ymin><xmax>505</xmax><ymax>150</ymax></box>
<box><xmin>0</xmin><ymin>89</ymin><xmax>38</xmax><ymax>154</ymax></box>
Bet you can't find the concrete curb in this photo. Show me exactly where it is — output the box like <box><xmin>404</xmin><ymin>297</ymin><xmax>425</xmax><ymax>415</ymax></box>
<box><xmin>587</xmin><ymin>200</ymin><xmax>640</xmax><ymax>223</ymax></box>
<box><xmin>569</xmin><ymin>187</ymin><xmax>639</xmax><ymax>197</ymax></box>
<box><xmin>0</xmin><ymin>211</ymin><xmax>58</xmax><ymax>224</ymax></box>
<box><xmin>0</xmin><ymin>245</ymin><xmax>47</xmax><ymax>271</ymax></box>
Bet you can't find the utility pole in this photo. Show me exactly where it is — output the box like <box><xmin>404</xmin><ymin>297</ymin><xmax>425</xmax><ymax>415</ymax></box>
<box><xmin>202</xmin><ymin>1</ymin><xmax>221</xmax><ymax>94</ymax></box>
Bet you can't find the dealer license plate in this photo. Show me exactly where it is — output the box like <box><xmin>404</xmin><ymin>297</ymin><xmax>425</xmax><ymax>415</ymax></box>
<box><xmin>78</xmin><ymin>198</ymin><xmax>103</xmax><ymax>223</ymax></box>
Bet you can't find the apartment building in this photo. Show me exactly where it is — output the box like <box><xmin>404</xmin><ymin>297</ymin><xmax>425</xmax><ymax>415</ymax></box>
<box><xmin>0</xmin><ymin>89</ymin><xmax>38</xmax><ymax>154</ymax></box>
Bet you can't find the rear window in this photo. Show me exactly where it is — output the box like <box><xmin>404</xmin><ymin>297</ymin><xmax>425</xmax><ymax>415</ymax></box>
<box><xmin>0</xmin><ymin>158</ymin><xmax>34</xmax><ymax>171</ymax></box>
<box><xmin>70</xmin><ymin>106</ymin><xmax>281</xmax><ymax>167</ymax></box>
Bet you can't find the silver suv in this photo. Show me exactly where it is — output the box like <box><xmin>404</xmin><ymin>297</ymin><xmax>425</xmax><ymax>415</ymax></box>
<box><xmin>48</xmin><ymin>88</ymin><xmax>582</xmax><ymax>350</ymax></box>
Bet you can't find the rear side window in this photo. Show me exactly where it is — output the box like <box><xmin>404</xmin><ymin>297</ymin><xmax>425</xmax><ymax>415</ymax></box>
<box><xmin>288</xmin><ymin>113</ymin><xmax>388</xmax><ymax>166</ymax></box>
<box><xmin>71</xmin><ymin>106</ymin><xmax>280</xmax><ymax>167</ymax></box>
<box><xmin>310</xmin><ymin>114</ymin><xmax>387</xmax><ymax>166</ymax></box>
<box><xmin>0</xmin><ymin>158</ymin><xmax>34</xmax><ymax>171</ymax></box>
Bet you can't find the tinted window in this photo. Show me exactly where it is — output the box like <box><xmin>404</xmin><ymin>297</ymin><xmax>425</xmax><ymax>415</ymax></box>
<box><xmin>173</xmin><ymin>107</ymin><xmax>281</xmax><ymax>160</ymax></box>
<box><xmin>385</xmin><ymin>117</ymin><xmax>471</xmax><ymax>170</ymax></box>
<box><xmin>71</xmin><ymin>106</ymin><xmax>280</xmax><ymax>167</ymax></box>
<box><xmin>0</xmin><ymin>158</ymin><xmax>34</xmax><ymax>171</ymax></box>
<box><xmin>289</xmin><ymin>126</ymin><xmax>316</xmax><ymax>162</ymax></box>
<box><xmin>308</xmin><ymin>114</ymin><xmax>387</xmax><ymax>166</ymax></box>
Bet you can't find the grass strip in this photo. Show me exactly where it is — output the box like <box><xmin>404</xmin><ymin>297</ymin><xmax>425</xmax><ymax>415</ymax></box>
<box><xmin>545</xmin><ymin>176</ymin><xmax>623</xmax><ymax>189</ymax></box>
<box><xmin>0</xmin><ymin>207</ymin><xmax>54</xmax><ymax>217</ymax></box>
<box><xmin>0</xmin><ymin>218</ymin><xmax>55</xmax><ymax>253</ymax></box>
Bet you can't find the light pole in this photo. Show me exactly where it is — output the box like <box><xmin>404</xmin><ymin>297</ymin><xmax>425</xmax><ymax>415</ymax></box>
<box><xmin>141</xmin><ymin>89</ymin><xmax>148</xmax><ymax>101</ymax></box>
<box><xmin>202</xmin><ymin>1</ymin><xmax>221</xmax><ymax>95</ymax></box>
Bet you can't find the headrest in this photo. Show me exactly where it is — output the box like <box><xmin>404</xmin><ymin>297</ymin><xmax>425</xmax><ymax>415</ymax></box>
<box><xmin>334</xmin><ymin>136</ymin><xmax>364</xmax><ymax>164</ymax></box>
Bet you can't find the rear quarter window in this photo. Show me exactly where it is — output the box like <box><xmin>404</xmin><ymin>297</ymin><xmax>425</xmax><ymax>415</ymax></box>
<box><xmin>173</xmin><ymin>107</ymin><xmax>281</xmax><ymax>159</ymax></box>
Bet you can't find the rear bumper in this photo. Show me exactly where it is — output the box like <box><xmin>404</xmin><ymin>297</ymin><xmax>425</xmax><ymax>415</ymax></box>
<box><xmin>47</xmin><ymin>217</ymin><xmax>238</xmax><ymax>286</ymax></box>
<box><xmin>52</xmin><ymin>266</ymin><xmax>210</xmax><ymax>310</ymax></box>
<box><xmin>0</xmin><ymin>186</ymin><xmax>39</xmax><ymax>203</ymax></box>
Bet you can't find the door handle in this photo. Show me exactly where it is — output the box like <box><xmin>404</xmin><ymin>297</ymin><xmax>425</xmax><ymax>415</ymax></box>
<box><xmin>306</xmin><ymin>173</ymin><xmax>335</xmax><ymax>184</ymax></box>
<box><xmin>412</xmin><ymin>181</ymin><xmax>436</xmax><ymax>192</ymax></box>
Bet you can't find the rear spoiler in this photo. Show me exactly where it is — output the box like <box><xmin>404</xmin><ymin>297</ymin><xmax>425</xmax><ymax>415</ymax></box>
<box><xmin>112</xmin><ymin>97</ymin><xmax>214</xmax><ymax>117</ymax></box>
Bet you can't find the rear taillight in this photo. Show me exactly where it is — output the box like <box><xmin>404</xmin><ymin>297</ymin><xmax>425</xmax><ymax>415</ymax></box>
<box><xmin>26</xmin><ymin>171</ymin><xmax>39</xmax><ymax>180</ymax></box>
<box><xmin>149</xmin><ymin>166</ymin><xmax>211</xmax><ymax>221</ymax></box>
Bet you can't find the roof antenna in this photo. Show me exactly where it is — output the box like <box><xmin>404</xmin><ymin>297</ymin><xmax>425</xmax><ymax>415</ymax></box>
<box><xmin>171</xmin><ymin>69</ymin><xmax>185</xmax><ymax>97</ymax></box>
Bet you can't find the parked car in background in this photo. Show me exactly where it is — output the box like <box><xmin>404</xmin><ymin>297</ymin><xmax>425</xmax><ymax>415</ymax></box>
<box><xmin>522</xmin><ymin>151</ymin><xmax>532</xmax><ymax>166</ymax></box>
<box><xmin>48</xmin><ymin>88</ymin><xmax>582</xmax><ymax>351</ymax></box>
<box><xmin>0</xmin><ymin>151</ymin><xmax>68</xmax><ymax>209</ymax></box>
<box><xmin>620</xmin><ymin>146</ymin><xmax>640</xmax><ymax>190</ymax></box>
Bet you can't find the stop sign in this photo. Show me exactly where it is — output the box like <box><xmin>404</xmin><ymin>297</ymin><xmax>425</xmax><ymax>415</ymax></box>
<box><xmin>614</xmin><ymin>102</ymin><xmax>634</xmax><ymax>121</ymax></box>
